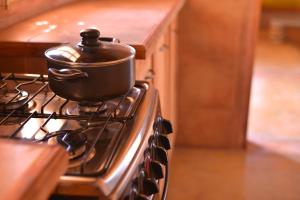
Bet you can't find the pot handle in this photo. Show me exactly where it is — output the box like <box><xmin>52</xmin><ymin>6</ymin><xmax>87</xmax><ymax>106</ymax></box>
<box><xmin>48</xmin><ymin>68</ymin><xmax>88</xmax><ymax>81</ymax></box>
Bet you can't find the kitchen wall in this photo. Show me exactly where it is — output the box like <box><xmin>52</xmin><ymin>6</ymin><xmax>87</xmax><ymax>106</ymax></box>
<box><xmin>0</xmin><ymin>0</ymin><xmax>77</xmax><ymax>30</ymax></box>
<box><xmin>176</xmin><ymin>0</ymin><xmax>261</xmax><ymax>148</ymax></box>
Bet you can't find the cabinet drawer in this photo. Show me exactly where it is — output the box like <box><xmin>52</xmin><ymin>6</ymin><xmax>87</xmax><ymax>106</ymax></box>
<box><xmin>135</xmin><ymin>56</ymin><xmax>153</xmax><ymax>81</ymax></box>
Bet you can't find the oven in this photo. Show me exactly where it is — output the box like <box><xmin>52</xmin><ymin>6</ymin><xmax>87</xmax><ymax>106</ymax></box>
<box><xmin>0</xmin><ymin>73</ymin><xmax>172</xmax><ymax>200</ymax></box>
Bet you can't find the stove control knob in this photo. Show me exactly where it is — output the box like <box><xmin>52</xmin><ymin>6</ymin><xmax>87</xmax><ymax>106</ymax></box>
<box><xmin>133</xmin><ymin>170</ymin><xmax>159</xmax><ymax>196</ymax></box>
<box><xmin>161</xmin><ymin>118</ymin><xmax>173</xmax><ymax>134</ymax></box>
<box><xmin>148</xmin><ymin>134</ymin><xmax>171</xmax><ymax>150</ymax></box>
<box><xmin>154</xmin><ymin>117</ymin><xmax>173</xmax><ymax>135</ymax></box>
<box><xmin>150</xmin><ymin>160</ymin><xmax>164</xmax><ymax>179</ymax></box>
<box><xmin>153</xmin><ymin>146</ymin><xmax>168</xmax><ymax>166</ymax></box>
<box><xmin>140</xmin><ymin>178</ymin><xmax>159</xmax><ymax>196</ymax></box>
<box><xmin>157</xmin><ymin>134</ymin><xmax>171</xmax><ymax>150</ymax></box>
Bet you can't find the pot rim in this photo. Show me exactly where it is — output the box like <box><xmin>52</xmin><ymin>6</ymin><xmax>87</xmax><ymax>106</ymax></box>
<box><xmin>44</xmin><ymin>42</ymin><xmax>136</xmax><ymax>67</ymax></box>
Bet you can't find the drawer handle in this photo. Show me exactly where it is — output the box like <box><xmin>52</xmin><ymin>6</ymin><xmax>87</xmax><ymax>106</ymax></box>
<box><xmin>159</xmin><ymin>44</ymin><xmax>169</xmax><ymax>52</ymax></box>
<box><xmin>144</xmin><ymin>69</ymin><xmax>154</xmax><ymax>80</ymax></box>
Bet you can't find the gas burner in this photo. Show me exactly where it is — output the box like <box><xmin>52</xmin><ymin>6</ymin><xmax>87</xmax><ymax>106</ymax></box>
<box><xmin>68</xmin><ymin>146</ymin><xmax>96</xmax><ymax>169</ymax></box>
<box><xmin>48</xmin><ymin>130</ymin><xmax>88</xmax><ymax>160</ymax></box>
<box><xmin>48</xmin><ymin>129</ymin><xmax>97</xmax><ymax>169</ymax></box>
<box><xmin>65</xmin><ymin>100</ymin><xmax>125</xmax><ymax>118</ymax></box>
<box><xmin>79</xmin><ymin>101</ymin><xmax>108</xmax><ymax>113</ymax></box>
<box><xmin>57</xmin><ymin>131</ymin><xmax>87</xmax><ymax>160</ymax></box>
<box><xmin>0</xmin><ymin>91</ymin><xmax>29</xmax><ymax>110</ymax></box>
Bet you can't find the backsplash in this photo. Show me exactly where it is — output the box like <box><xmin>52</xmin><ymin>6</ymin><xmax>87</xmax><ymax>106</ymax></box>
<box><xmin>0</xmin><ymin>0</ymin><xmax>78</xmax><ymax>30</ymax></box>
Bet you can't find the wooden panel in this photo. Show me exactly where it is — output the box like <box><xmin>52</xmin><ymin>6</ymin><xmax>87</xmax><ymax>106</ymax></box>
<box><xmin>0</xmin><ymin>56</ymin><xmax>47</xmax><ymax>74</ymax></box>
<box><xmin>169</xmin><ymin>19</ymin><xmax>178</xmax><ymax>147</ymax></box>
<box><xmin>135</xmin><ymin>57</ymin><xmax>153</xmax><ymax>81</ymax></box>
<box><xmin>0</xmin><ymin>140</ymin><xmax>68</xmax><ymax>200</ymax></box>
<box><xmin>25</xmin><ymin>57</ymin><xmax>47</xmax><ymax>74</ymax></box>
<box><xmin>0</xmin><ymin>56</ymin><xmax>27</xmax><ymax>72</ymax></box>
<box><xmin>176</xmin><ymin>0</ymin><xmax>261</xmax><ymax>148</ymax></box>
<box><xmin>153</xmin><ymin>30</ymin><xmax>171</xmax><ymax>120</ymax></box>
<box><xmin>151</xmin><ymin>20</ymin><xmax>179</xmax><ymax>150</ymax></box>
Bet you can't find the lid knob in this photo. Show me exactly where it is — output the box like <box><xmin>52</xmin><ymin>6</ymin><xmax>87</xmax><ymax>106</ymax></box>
<box><xmin>79</xmin><ymin>28</ymin><xmax>100</xmax><ymax>48</ymax></box>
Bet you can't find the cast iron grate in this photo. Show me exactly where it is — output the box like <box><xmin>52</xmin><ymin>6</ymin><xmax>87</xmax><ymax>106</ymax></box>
<box><xmin>0</xmin><ymin>73</ymin><xmax>146</xmax><ymax>175</ymax></box>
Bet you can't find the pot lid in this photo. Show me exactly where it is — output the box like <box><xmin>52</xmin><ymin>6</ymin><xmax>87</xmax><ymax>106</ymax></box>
<box><xmin>45</xmin><ymin>28</ymin><xmax>135</xmax><ymax>66</ymax></box>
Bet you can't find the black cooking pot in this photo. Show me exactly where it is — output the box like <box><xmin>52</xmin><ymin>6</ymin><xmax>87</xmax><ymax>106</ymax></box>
<box><xmin>44</xmin><ymin>28</ymin><xmax>135</xmax><ymax>102</ymax></box>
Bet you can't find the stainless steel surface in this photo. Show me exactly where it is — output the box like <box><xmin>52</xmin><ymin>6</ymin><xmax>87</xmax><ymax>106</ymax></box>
<box><xmin>108</xmin><ymin>88</ymin><xmax>158</xmax><ymax>199</ymax></box>
<box><xmin>45</xmin><ymin>28</ymin><xmax>136</xmax><ymax>102</ymax></box>
<box><xmin>45</xmin><ymin>42</ymin><xmax>136</xmax><ymax>66</ymax></box>
<box><xmin>0</xmin><ymin>73</ymin><xmax>160</xmax><ymax>199</ymax></box>
<box><xmin>54</xmin><ymin>82</ymin><xmax>159</xmax><ymax>199</ymax></box>
<box><xmin>46</xmin><ymin>58</ymin><xmax>135</xmax><ymax>102</ymax></box>
<box><xmin>45</xmin><ymin>29</ymin><xmax>135</xmax><ymax>66</ymax></box>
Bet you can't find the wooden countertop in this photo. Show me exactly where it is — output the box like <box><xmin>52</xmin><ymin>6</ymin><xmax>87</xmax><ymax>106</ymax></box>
<box><xmin>0</xmin><ymin>0</ymin><xmax>184</xmax><ymax>59</ymax></box>
<box><xmin>0</xmin><ymin>140</ymin><xmax>68</xmax><ymax>200</ymax></box>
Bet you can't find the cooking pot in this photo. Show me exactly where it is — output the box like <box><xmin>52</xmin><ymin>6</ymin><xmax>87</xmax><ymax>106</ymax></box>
<box><xmin>44</xmin><ymin>28</ymin><xmax>136</xmax><ymax>102</ymax></box>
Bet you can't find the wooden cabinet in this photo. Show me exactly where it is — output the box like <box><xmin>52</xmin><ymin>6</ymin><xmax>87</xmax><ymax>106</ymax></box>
<box><xmin>152</xmin><ymin>23</ymin><xmax>177</xmax><ymax>132</ymax></box>
<box><xmin>176</xmin><ymin>0</ymin><xmax>261</xmax><ymax>148</ymax></box>
<box><xmin>135</xmin><ymin>19</ymin><xmax>178</xmax><ymax>145</ymax></box>
<box><xmin>153</xmin><ymin>31</ymin><xmax>171</xmax><ymax>120</ymax></box>
<box><xmin>135</xmin><ymin>57</ymin><xmax>153</xmax><ymax>82</ymax></box>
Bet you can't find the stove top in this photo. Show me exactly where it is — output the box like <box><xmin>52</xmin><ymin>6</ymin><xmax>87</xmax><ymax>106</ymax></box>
<box><xmin>0</xmin><ymin>73</ymin><xmax>146</xmax><ymax>176</ymax></box>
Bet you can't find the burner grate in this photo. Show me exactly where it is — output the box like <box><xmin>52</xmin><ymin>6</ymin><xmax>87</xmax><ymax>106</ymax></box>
<box><xmin>0</xmin><ymin>73</ymin><xmax>146</xmax><ymax>175</ymax></box>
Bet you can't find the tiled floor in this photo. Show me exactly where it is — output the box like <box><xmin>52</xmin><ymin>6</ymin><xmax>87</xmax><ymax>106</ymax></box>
<box><xmin>248</xmin><ymin>33</ymin><xmax>300</xmax><ymax>162</ymax></box>
<box><xmin>168</xmin><ymin>34</ymin><xmax>300</xmax><ymax>200</ymax></box>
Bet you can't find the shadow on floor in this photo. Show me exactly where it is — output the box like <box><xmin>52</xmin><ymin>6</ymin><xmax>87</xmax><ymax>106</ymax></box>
<box><xmin>168</xmin><ymin>142</ymin><xmax>300</xmax><ymax>200</ymax></box>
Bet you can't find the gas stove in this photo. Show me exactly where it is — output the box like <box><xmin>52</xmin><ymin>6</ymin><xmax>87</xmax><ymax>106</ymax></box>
<box><xmin>0</xmin><ymin>73</ymin><xmax>173</xmax><ymax>200</ymax></box>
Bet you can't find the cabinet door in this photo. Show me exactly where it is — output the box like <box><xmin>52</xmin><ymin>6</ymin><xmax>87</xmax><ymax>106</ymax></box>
<box><xmin>152</xmin><ymin>21</ymin><xmax>178</xmax><ymax>126</ymax></box>
<box><xmin>153</xmin><ymin>29</ymin><xmax>171</xmax><ymax>121</ymax></box>
<box><xmin>169</xmin><ymin>20</ymin><xmax>178</xmax><ymax>133</ymax></box>
<box><xmin>135</xmin><ymin>56</ymin><xmax>153</xmax><ymax>82</ymax></box>
<box><xmin>152</xmin><ymin>20</ymin><xmax>178</xmax><ymax>148</ymax></box>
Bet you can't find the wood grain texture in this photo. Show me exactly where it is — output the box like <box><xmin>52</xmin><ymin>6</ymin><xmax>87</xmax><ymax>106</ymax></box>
<box><xmin>169</xmin><ymin>19</ymin><xmax>178</xmax><ymax>143</ymax></box>
<box><xmin>0</xmin><ymin>0</ymin><xmax>77</xmax><ymax>30</ymax></box>
<box><xmin>0</xmin><ymin>140</ymin><xmax>68</xmax><ymax>200</ymax></box>
<box><xmin>0</xmin><ymin>0</ymin><xmax>185</xmax><ymax>61</ymax></box>
<box><xmin>135</xmin><ymin>57</ymin><xmax>153</xmax><ymax>81</ymax></box>
<box><xmin>176</xmin><ymin>0</ymin><xmax>261</xmax><ymax>148</ymax></box>
<box><xmin>153</xmin><ymin>32</ymin><xmax>171</xmax><ymax>120</ymax></box>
